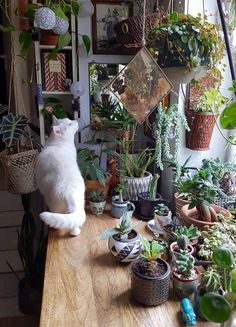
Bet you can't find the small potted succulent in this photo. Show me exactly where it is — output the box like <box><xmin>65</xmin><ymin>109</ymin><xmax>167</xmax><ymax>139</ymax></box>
<box><xmin>173</xmin><ymin>225</ymin><xmax>200</xmax><ymax>246</ymax></box>
<box><xmin>111</xmin><ymin>181</ymin><xmax>135</xmax><ymax>219</ymax></box>
<box><xmin>154</xmin><ymin>203</ymin><xmax>172</xmax><ymax>233</ymax></box>
<box><xmin>100</xmin><ymin>211</ymin><xmax>142</xmax><ymax>263</ymax></box>
<box><xmin>131</xmin><ymin>239</ymin><xmax>171</xmax><ymax>306</ymax></box>
<box><xmin>200</xmin><ymin>246</ymin><xmax>236</xmax><ymax>325</ymax></box>
<box><xmin>170</xmin><ymin>235</ymin><xmax>194</xmax><ymax>262</ymax></box>
<box><xmin>89</xmin><ymin>190</ymin><xmax>106</xmax><ymax>215</ymax></box>
<box><xmin>137</xmin><ymin>173</ymin><xmax>162</xmax><ymax>221</ymax></box>
<box><xmin>172</xmin><ymin>248</ymin><xmax>200</xmax><ymax>298</ymax></box>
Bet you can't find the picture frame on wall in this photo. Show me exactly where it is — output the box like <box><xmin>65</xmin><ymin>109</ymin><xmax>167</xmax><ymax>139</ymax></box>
<box><xmin>91</xmin><ymin>0</ymin><xmax>133</xmax><ymax>54</ymax></box>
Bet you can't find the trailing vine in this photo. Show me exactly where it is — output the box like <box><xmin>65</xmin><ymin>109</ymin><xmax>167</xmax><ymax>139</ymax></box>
<box><xmin>154</xmin><ymin>103</ymin><xmax>190</xmax><ymax>180</ymax></box>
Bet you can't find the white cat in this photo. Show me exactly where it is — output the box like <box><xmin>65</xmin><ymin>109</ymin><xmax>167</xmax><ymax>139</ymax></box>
<box><xmin>35</xmin><ymin>116</ymin><xmax>86</xmax><ymax>236</ymax></box>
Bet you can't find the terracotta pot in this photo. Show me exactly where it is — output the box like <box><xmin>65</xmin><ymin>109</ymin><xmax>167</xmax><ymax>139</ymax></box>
<box><xmin>174</xmin><ymin>192</ymin><xmax>189</xmax><ymax>221</ymax></box>
<box><xmin>180</xmin><ymin>204</ymin><xmax>231</xmax><ymax>229</ymax></box>
<box><xmin>172</xmin><ymin>267</ymin><xmax>200</xmax><ymax>299</ymax></box>
<box><xmin>40</xmin><ymin>30</ymin><xmax>58</xmax><ymax>45</ymax></box>
<box><xmin>170</xmin><ymin>241</ymin><xmax>194</xmax><ymax>262</ymax></box>
<box><xmin>108</xmin><ymin>229</ymin><xmax>142</xmax><ymax>263</ymax></box>
<box><xmin>185</xmin><ymin>111</ymin><xmax>218</xmax><ymax>151</ymax></box>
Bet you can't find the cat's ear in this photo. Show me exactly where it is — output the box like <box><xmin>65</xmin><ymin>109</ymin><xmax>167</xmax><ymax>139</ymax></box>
<box><xmin>53</xmin><ymin>126</ymin><xmax>63</xmax><ymax>136</ymax></box>
<box><xmin>52</xmin><ymin>115</ymin><xmax>58</xmax><ymax>126</ymax></box>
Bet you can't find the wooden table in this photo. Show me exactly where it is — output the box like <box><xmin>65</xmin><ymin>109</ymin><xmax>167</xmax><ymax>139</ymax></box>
<box><xmin>39</xmin><ymin>209</ymin><xmax>217</xmax><ymax>327</ymax></box>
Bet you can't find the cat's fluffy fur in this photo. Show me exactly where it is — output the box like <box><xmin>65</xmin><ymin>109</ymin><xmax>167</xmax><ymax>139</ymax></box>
<box><xmin>36</xmin><ymin>116</ymin><xmax>86</xmax><ymax>236</ymax></box>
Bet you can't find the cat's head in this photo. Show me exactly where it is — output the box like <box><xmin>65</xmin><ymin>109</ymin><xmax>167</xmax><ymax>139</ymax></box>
<box><xmin>51</xmin><ymin>116</ymin><xmax>79</xmax><ymax>139</ymax></box>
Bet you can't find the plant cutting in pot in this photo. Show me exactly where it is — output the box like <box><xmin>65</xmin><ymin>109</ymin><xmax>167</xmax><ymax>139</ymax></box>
<box><xmin>0</xmin><ymin>113</ymin><xmax>39</xmax><ymax>194</ymax></box>
<box><xmin>89</xmin><ymin>190</ymin><xmax>106</xmax><ymax>215</ymax></box>
<box><xmin>172</xmin><ymin>247</ymin><xmax>200</xmax><ymax>299</ymax></box>
<box><xmin>154</xmin><ymin>203</ymin><xmax>172</xmax><ymax>233</ymax></box>
<box><xmin>100</xmin><ymin>211</ymin><xmax>142</xmax><ymax>263</ymax></box>
<box><xmin>137</xmin><ymin>173</ymin><xmax>162</xmax><ymax>221</ymax></box>
<box><xmin>200</xmin><ymin>246</ymin><xmax>236</xmax><ymax>325</ymax></box>
<box><xmin>186</xmin><ymin>87</ymin><xmax>228</xmax><ymax>151</ymax></box>
<box><xmin>173</xmin><ymin>225</ymin><xmax>200</xmax><ymax>246</ymax></box>
<box><xmin>111</xmin><ymin>181</ymin><xmax>135</xmax><ymax>219</ymax></box>
<box><xmin>131</xmin><ymin>239</ymin><xmax>171</xmax><ymax>306</ymax></box>
<box><xmin>177</xmin><ymin>168</ymin><xmax>231</xmax><ymax>228</ymax></box>
<box><xmin>147</xmin><ymin>11</ymin><xmax>224</xmax><ymax>81</ymax></box>
<box><xmin>170</xmin><ymin>235</ymin><xmax>194</xmax><ymax>262</ymax></box>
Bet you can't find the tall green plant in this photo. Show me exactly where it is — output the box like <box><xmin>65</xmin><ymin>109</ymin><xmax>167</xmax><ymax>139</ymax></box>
<box><xmin>148</xmin><ymin>173</ymin><xmax>160</xmax><ymax>200</ymax></box>
<box><xmin>0</xmin><ymin>113</ymin><xmax>28</xmax><ymax>148</ymax></box>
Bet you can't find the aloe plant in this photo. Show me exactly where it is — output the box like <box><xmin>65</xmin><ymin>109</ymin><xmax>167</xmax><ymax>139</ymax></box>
<box><xmin>0</xmin><ymin>113</ymin><xmax>28</xmax><ymax>148</ymax></box>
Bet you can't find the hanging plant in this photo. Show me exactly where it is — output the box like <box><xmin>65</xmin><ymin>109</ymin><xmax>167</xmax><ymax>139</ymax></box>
<box><xmin>153</xmin><ymin>103</ymin><xmax>189</xmax><ymax>180</ymax></box>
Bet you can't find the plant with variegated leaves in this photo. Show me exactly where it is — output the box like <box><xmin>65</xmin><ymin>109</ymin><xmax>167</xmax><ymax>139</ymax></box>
<box><xmin>0</xmin><ymin>113</ymin><xmax>28</xmax><ymax>149</ymax></box>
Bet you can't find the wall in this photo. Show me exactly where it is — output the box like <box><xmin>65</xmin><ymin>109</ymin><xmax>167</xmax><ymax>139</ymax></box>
<box><xmin>78</xmin><ymin>0</ymin><xmax>234</xmax><ymax>201</ymax></box>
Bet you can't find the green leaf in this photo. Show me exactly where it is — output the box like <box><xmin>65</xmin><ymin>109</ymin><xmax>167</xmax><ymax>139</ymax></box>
<box><xmin>230</xmin><ymin>269</ymin><xmax>236</xmax><ymax>296</ymax></box>
<box><xmin>169</xmin><ymin>11</ymin><xmax>178</xmax><ymax>22</ymax></box>
<box><xmin>188</xmin><ymin>36</ymin><xmax>197</xmax><ymax>53</ymax></box>
<box><xmin>100</xmin><ymin>227</ymin><xmax>120</xmax><ymax>240</ymax></box>
<box><xmin>220</xmin><ymin>102</ymin><xmax>236</xmax><ymax>129</ymax></box>
<box><xmin>48</xmin><ymin>32</ymin><xmax>71</xmax><ymax>60</ymax></box>
<box><xmin>53</xmin><ymin>5</ymin><xmax>68</xmax><ymax>21</ymax></box>
<box><xmin>212</xmin><ymin>247</ymin><xmax>234</xmax><ymax>269</ymax></box>
<box><xmin>181</xmin><ymin>35</ymin><xmax>188</xmax><ymax>43</ymax></box>
<box><xmin>0</xmin><ymin>24</ymin><xmax>15</xmax><ymax>32</ymax></box>
<box><xmin>71</xmin><ymin>0</ymin><xmax>80</xmax><ymax>18</ymax></box>
<box><xmin>200</xmin><ymin>293</ymin><xmax>231</xmax><ymax>323</ymax></box>
<box><xmin>82</xmin><ymin>35</ymin><xmax>90</xmax><ymax>55</ymax></box>
<box><xmin>0</xmin><ymin>113</ymin><xmax>28</xmax><ymax>148</ymax></box>
<box><xmin>25</xmin><ymin>4</ymin><xmax>38</xmax><ymax>19</ymax></box>
<box><xmin>19</xmin><ymin>31</ymin><xmax>32</xmax><ymax>59</ymax></box>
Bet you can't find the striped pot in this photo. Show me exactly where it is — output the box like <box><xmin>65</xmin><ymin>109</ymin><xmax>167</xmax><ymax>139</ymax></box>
<box><xmin>120</xmin><ymin>171</ymin><xmax>152</xmax><ymax>202</ymax></box>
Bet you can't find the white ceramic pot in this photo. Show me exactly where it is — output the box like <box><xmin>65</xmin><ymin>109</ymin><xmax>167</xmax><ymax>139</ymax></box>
<box><xmin>34</xmin><ymin>7</ymin><xmax>56</xmax><ymax>30</ymax></box>
<box><xmin>108</xmin><ymin>229</ymin><xmax>142</xmax><ymax>262</ymax></box>
<box><xmin>120</xmin><ymin>172</ymin><xmax>152</xmax><ymax>202</ymax></box>
<box><xmin>154</xmin><ymin>211</ymin><xmax>172</xmax><ymax>233</ymax></box>
<box><xmin>89</xmin><ymin>201</ymin><xmax>106</xmax><ymax>215</ymax></box>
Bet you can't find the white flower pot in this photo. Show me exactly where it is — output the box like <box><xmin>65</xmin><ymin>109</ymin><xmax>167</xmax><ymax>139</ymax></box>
<box><xmin>34</xmin><ymin>7</ymin><xmax>56</xmax><ymax>30</ymax></box>
<box><xmin>154</xmin><ymin>211</ymin><xmax>172</xmax><ymax>233</ymax></box>
<box><xmin>89</xmin><ymin>201</ymin><xmax>106</xmax><ymax>215</ymax></box>
<box><xmin>53</xmin><ymin>16</ymin><xmax>69</xmax><ymax>35</ymax></box>
<box><xmin>120</xmin><ymin>171</ymin><xmax>152</xmax><ymax>202</ymax></box>
<box><xmin>108</xmin><ymin>229</ymin><xmax>142</xmax><ymax>262</ymax></box>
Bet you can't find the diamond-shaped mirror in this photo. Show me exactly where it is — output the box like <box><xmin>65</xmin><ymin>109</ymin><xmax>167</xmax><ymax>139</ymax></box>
<box><xmin>108</xmin><ymin>46</ymin><xmax>173</xmax><ymax>124</ymax></box>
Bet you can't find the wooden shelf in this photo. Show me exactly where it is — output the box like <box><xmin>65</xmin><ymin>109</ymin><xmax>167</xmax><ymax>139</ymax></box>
<box><xmin>42</xmin><ymin>91</ymin><xmax>72</xmax><ymax>95</ymax></box>
<box><xmin>39</xmin><ymin>45</ymin><xmax>72</xmax><ymax>50</ymax></box>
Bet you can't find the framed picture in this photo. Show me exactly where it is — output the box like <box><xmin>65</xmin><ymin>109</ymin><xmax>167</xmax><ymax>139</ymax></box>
<box><xmin>92</xmin><ymin>0</ymin><xmax>133</xmax><ymax>54</ymax></box>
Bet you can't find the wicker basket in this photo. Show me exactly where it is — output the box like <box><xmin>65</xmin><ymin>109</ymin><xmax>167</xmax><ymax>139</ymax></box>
<box><xmin>185</xmin><ymin>111</ymin><xmax>217</xmax><ymax>151</ymax></box>
<box><xmin>0</xmin><ymin>149</ymin><xmax>38</xmax><ymax>194</ymax></box>
<box><xmin>131</xmin><ymin>258</ymin><xmax>170</xmax><ymax>306</ymax></box>
<box><xmin>114</xmin><ymin>13</ymin><xmax>162</xmax><ymax>49</ymax></box>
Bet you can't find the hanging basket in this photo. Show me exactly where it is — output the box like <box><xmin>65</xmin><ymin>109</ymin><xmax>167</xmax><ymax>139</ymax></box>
<box><xmin>114</xmin><ymin>13</ymin><xmax>162</xmax><ymax>49</ymax></box>
<box><xmin>185</xmin><ymin>111</ymin><xmax>217</xmax><ymax>151</ymax></box>
<box><xmin>0</xmin><ymin>149</ymin><xmax>39</xmax><ymax>194</ymax></box>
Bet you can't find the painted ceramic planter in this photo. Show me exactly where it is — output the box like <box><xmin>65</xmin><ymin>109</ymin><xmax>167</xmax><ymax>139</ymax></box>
<box><xmin>173</xmin><ymin>267</ymin><xmax>200</xmax><ymax>298</ymax></box>
<box><xmin>154</xmin><ymin>211</ymin><xmax>172</xmax><ymax>233</ymax></box>
<box><xmin>119</xmin><ymin>171</ymin><xmax>152</xmax><ymax>202</ymax></box>
<box><xmin>108</xmin><ymin>229</ymin><xmax>142</xmax><ymax>263</ymax></box>
<box><xmin>89</xmin><ymin>200</ymin><xmax>106</xmax><ymax>215</ymax></box>
<box><xmin>111</xmin><ymin>196</ymin><xmax>135</xmax><ymax>218</ymax></box>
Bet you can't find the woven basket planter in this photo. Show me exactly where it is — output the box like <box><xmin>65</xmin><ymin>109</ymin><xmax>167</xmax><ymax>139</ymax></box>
<box><xmin>114</xmin><ymin>13</ymin><xmax>162</xmax><ymax>49</ymax></box>
<box><xmin>185</xmin><ymin>111</ymin><xmax>217</xmax><ymax>151</ymax></box>
<box><xmin>131</xmin><ymin>258</ymin><xmax>170</xmax><ymax>306</ymax></box>
<box><xmin>0</xmin><ymin>149</ymin><xmax>38</xmax><ymax>194</ymax></box>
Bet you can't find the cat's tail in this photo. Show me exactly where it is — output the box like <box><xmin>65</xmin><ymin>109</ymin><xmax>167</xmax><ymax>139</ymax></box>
<box><xmin>40</xmin><ymin>210</ymin><xmax>86</xmax><ymax>236</ymax></box>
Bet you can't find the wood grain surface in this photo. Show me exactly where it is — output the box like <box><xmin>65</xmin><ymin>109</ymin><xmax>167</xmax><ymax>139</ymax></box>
<box><xmin>40</xmin><ymin>208</ymin><xmax>217</xmax><ymax>327</ymax></box>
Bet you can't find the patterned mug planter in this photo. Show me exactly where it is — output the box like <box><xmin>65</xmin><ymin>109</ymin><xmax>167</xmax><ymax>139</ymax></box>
<box><xmin>111</xmin><ymin>196</ymin><xmax>135</xmax><ymax>219</ymax></box>
<box><xmin>108</xmin><ymin>229</ymin><xmax>142</xmax><ymax>263</ymax></box>
<box><xmin>89</xmin><ymin>200</ymin><xmax>106</xmax><ymax>215</ymax></box>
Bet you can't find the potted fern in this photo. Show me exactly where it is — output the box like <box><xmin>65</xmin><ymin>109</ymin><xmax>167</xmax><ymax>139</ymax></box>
<box><xmin>111</xmin><ymin>181</ymin><xmax>135</xmax><ymax>219</ymax></box>
<box><xmin>131</xmin><ymin>239</ymin><xmax>171</xmax><ymax>306</ymax></box>
<box><xmin>136</xmin><ymin>173</ymin><xmax>162</xmax><ymax>221</ymax></box>
<box><xmin>100</xmin><ymin>211</ymin><xmax>142</xmax><ymax>263</ymax></box>
<box><xmin>0</xmin><ymin>113</ymin><xmax>39</xmax><ymax>194</ymax></box>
